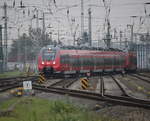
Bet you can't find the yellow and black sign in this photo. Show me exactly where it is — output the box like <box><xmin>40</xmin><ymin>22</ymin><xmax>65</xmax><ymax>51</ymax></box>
<box><xmin>38</xmin><ymin>74</ymin><xmax>46</xmax><ymax>83</ymax></box>
<box><xmin>10</xmin><ymin>87</ymin><xmax>24</xmax><ymax>96</ymax></box>
<box><xmin>80</xmin><ymin>78</ymin><xmax>89</xmax><ymax>89</ymax></box>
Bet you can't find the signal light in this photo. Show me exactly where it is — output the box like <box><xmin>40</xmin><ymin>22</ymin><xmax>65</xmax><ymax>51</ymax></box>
<box><xmin>48</xmin><ymin>48</ymin><xmax>51</xmax><ymax>52</ymax></box>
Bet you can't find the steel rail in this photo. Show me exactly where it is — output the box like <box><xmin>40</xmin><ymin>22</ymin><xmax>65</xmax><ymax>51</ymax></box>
<box><xmin>49</xmin><ymin>78</ymin><xmax>78</xmax><ymax>88</ymax></box>
<box><xmin>0</xmin><ymin>76</ymin><xmax>39</xmax><ymax>84</ymax></box>
<box><xmin>49</xmin><ymin>79</ymin><xmax>66</xmax><ymax>87</ymax></box>
<box><xmin>130</xmin><ymin>74</ymin><xmax>150</xmax><ymax>84</ymax></box>
<box><xmin>64</xmin><ymin>78</ymin><xmax>78</xmax><ymax>88</ymax></box>
<box><xmin>110</xmin><ymin>75</ymin><xmax>150</xmax><ymax>104</ymax></box>
<box><xmin>0</xmin><ymin>76</ymin><xmax>39</xmax><ymax>82</ymax></box>
<box><xmin>110</xmin><ymin>75</ymin><xmax>128</xmax><ymax>96</ymax></box>
<box><xmin>45</xmin><ymin>76</ymin><xmax>150</xmax><ymax>105</ymax></box>
<box><xmin>0</xmin><ymin>83</ymin><xmax>20</xmax><ymax>92</ymax></box>
<box><xmin>1</xmin><ymin>75</ymin><xmax>150</xmax><ymax>109</ymax></box>
<box><xmin>137</xmin><ymin>73</ymin><xmax>150</xmax><ymax>79</ymax></box>
<box><xmin>100</xmin><ymin>76</ymin><xmax>104</xmax><ymax>96</ymax></box>
<box><xmin>33</xmin><ymin>84</ymin><xmax>150</xmax><ymax>109</ymax></box>
<box><xmin>0</xmin><ymin>82</ymin><xmax>18</xmax><ymax>88</ymax></box>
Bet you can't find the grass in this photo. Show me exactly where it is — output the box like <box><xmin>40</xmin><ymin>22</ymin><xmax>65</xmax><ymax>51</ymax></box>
<box><xmin>0</xmin><ymin>97</ymin><xmax>119</xmax><ymax>121</ymax></box>
<box><xmin>0</xmin><ymin>71</ymin><xmax>31</xmax><ymax>78</ymax></box>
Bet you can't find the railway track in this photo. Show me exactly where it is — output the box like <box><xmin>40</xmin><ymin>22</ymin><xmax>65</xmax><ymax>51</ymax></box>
<box><xmin>106</xmin><ymin>75</ymin><xmax>150</xmax><ymax>104</ymax></box>
<box><xmin>33</xmin><ymin>84</ymin><xmax>150</xmax><ymax>109</ymax></box>
<box><xmin>131</xmin><ymin>74</ymin><xmax>150</xmax><ymax>84</ymax></box>
<box><xmin>0</xmin><ymin>76</ymin><xmax>39</xmax><ymax>83</ymax></box>
<box><xmin>102</xmin><ymin>75</ymin><xmax>125</xmax><ymax>96</ymax></box>
<box><xmin>0</xmin><ymin>76</ymin><xmax>39</xmax><ymax>93</ymax></box>
<box><xmin>116</xmin><ymin>74</ymin><xmax>150</xmax><ymax>98</ymax></box>
<box><xmin>110</xmin><ymin>75</ymin><xmax>129</xmax><ymax>96</ymax></box>
<box><xmin>49</xmin><ymin>78</ymin><xmax>78</xmax><ymax>88</ymax></box>
<box><xmin>1</xmin><ymin>74</ymin><xmax>150</xmax><ymax>109</ymax></box>
<box><xmin>137</xmin><ymin>73</ymin><xmax>150</xmax><ymax>78</ymax></box>
<box><xmin>0</xmin><ymin>83</ymin><xmax>20</xmax><ymax>92</ymax></box>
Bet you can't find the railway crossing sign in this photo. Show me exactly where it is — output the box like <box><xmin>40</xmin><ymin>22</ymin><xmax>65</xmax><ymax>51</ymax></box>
<box><xmin>23</xmin><ymin>81</ymin><xmax>32</xmax><ymax>90</ymax></box>
<box><xmin>80</xmin><ymin>78</ymin><xmax>89</xmax><ymax>89</ymax></box>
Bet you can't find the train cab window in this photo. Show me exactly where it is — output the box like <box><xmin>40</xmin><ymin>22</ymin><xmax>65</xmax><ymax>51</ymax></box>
<box><xmin>42</xmin><ymin>50</ymin><xmax>56</xmax><ymax>61</ymax></box>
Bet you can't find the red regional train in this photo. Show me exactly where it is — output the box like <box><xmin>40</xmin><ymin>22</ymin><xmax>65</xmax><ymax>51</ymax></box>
<box><xmin>38</xmin><ymin>45</ymin><xmax>137</xmax><ymax>76</ymax></box>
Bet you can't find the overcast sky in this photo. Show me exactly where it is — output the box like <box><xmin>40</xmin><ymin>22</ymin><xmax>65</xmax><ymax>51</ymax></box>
<box><xmin>0</xmin><ymin>0</ymin><xmax>150</xmax><ymax>46</ymax></box>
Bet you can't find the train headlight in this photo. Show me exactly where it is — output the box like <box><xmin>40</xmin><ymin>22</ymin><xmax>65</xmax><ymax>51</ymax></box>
<box><xmin>42</xmin><ymin>61</ymin><xmax>44</xmax><ymax>65</ymax></box>
<box><xmin>53</xmin><ymin>61</ymin><xmax>56</xmax><ymax>64</ymax></box>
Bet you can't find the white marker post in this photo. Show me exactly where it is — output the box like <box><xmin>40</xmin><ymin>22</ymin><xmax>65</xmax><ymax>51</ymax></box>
<box><xmin>23</xmin><ymin>81</ymin><xmax>32</xmax><ymax>90</ymax></box>
<box><xmin>23</xmin><ymin>81</ymin><xmax>32</xmax><ymax>95</ymax></box>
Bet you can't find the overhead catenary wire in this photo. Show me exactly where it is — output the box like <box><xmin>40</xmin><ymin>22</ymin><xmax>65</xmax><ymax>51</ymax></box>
<box><xmin>0</xmin><ymin>0</ymin><xmax>149</xmax><ymax>45</ymax></box>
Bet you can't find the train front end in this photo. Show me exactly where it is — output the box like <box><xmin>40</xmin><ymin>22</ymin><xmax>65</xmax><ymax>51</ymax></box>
<box><xmin>38</xmin><ymin>47</ymin><xmax>58</xmax><ymax>75</ymax></box>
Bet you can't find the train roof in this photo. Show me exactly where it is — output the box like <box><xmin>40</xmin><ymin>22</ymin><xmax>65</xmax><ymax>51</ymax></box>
<box><xmin>42</xmin><ymin>45</ymin><xmax>123</xmax><ymax>52</ymax></box>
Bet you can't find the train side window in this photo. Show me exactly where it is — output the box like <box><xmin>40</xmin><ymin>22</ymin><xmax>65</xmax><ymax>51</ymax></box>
<box><xmin>79</xmin><ymin>56</ymin><xmax>83</xmax><ymax>67</ymax></box>
<box><xmin>91</xmin><ymin>56</ymin><xmax>94</xmax><ymax>67</ymax></box>
<box><xmin>87</xmin><ymin>56</ymin><xmax>89</xmax><ymax>66</ymax></box>
<box><xmin>96</xmin><ymin>56</ymin><xmax>99</xmax><ymax>66</ymax></box>
<box><xmin>104</xmin><ymin>57</ymin><xmax>111</xmax><ymax>66</ymax></box>
<box><xmin>84</xmin><ymin>56</ymin><xmax>87</xmax><ymax>66</ymax></box>
<box><xmin>97</xmin><ymin>56</ymin><xmax>102</xmax><ymax>66</ymax></box>
<box><xmin>60</xmin><ymin>55</ymin><xmax>67</xmax><ymax>64</ymax></box>
<box><xmin>116</xmin><ymin>57</ymin><xmax>119</xmax><ymax>66</ymax></box>
<box><xmin>60</xmin><ymin>55</ymin><xmax>64</xmax><ymax>64</ymax></box>
<box><xmin>62</xmin><ymin>55</ymin><xmax>69</xmax><ymax>64</ymax></box>
<box><xmin>77</xmin><ymin>55</ymin><xmax>81</xmax><ymax>67</ymax></box>
<box><xmin>72</xmin><ymin>56</ymin><xmax>76</xmax><ymax>67</ymax></box>
<box><xmin>104</xmin><ymin>58</ymin><xmax>107</xmax><ymax>66</ymax></box>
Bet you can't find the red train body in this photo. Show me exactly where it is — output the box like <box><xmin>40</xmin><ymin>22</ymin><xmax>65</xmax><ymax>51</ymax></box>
<box><xmin>38</xmin><ymin>45</ymin><xmax>137</xmax><ymax>75</ymax></box>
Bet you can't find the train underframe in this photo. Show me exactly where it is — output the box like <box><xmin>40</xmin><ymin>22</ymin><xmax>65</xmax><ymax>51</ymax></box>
<box><xmin>40</xmin><ymin>66</ymin><xmax>135</xmax><ymax>78</ymax></box>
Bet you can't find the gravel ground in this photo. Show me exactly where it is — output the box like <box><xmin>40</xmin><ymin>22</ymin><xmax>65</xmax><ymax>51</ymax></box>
<box><xmin>116</xmin><ymin>75</ymin><xmax>150</xmax><ymax>99</ymax></box>
<box><xmin>86</xmin><ymin>76</ymin><xmax>99</xmax><ymax>93</ymax></box>
<box><xmin>42</xmin><ymin>79</ymin><xmax>63</xmax><ymax>87</ymax></box>
<box><xmin>97</xmin><ymin>105</ymin><xmax>150</xmax><ymax>121</ymax></box>
<box><xmin>35</xmin><ymin>91</ymin><xmax>105</xmax><ymax>109</ymax></box>
<box><xmin>68</xmin><ymin>79</ymin><xmax>81</xmax><ymax>90</ymax></box>
<box><xmin>103</xmin><ymin>76</ymin><xmax>123</xmax><ymax>96</ymax></box>
<box><xmin>128</xmin><ymin>75</ymin><xmax>150</xmax><ymax>92</ymax></box>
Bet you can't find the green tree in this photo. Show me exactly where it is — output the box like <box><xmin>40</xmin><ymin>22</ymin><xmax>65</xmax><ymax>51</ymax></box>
<box><xmin>9</xmin><ymin>27</ymin><xmax>54</xmax><ymax>62</ymax></box>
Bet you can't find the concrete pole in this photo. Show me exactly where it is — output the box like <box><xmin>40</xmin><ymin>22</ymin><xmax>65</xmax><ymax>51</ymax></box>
<box><xmin>131</xmin><ymin>25</ymin><xmax>134</xmax><ymax>43</ymax></box>
<box><xmin>0</xmin><ymin>25</ymin><xmax>3</xmax><ymax>73</ymax></box>
<box><xmin>36</xmin><ymin>9</ymin><xmax>39</xmax><ymax>30</ymax></box>
<box><xmin>88</xmin><ymin>8</ymin><xmax>92</xmax><ymax>46</ymax></box>
<box><xmin>81</xmin><ymin>0</ymin><xmax>84</xmax><ymax>42</ymax></box>
<box><xmin>3</xmin><ymin>2</ymin><xmax>8</xmax><ymax>71</ymax></box>
<box><xmin>106</xmin><ymin>19</ymin><xmax>111</xmax><ymax>49</ymax></box>
<box><xmin>42</xmin><ymin>13</ymin><xmax>45</xmax><ymax>46</ymax></box>
<box><xmin>24</xmin><ymin>35</ymin><xmax>27</xmax><ymax>69</ymax></box>
<box><xmin>127</xmin><ymin>24</ymin><xmax>134</xmax><ymax>44</ymax></box>
<box><xmin>17</xmin><ymin>28</ymin><xmax>20</xmax><ymax>63</ymax></box>
<box><xmin>120</xmin><ymin>31</ymin><xmax>122</xmax><ymax>49</ymax></box>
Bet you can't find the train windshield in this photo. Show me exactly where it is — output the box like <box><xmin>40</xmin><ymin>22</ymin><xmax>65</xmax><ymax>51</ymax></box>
<box><xmin>42</xmin><ymin>49</ymin><xmax>56</xmax><ymax>61</ymax></box>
